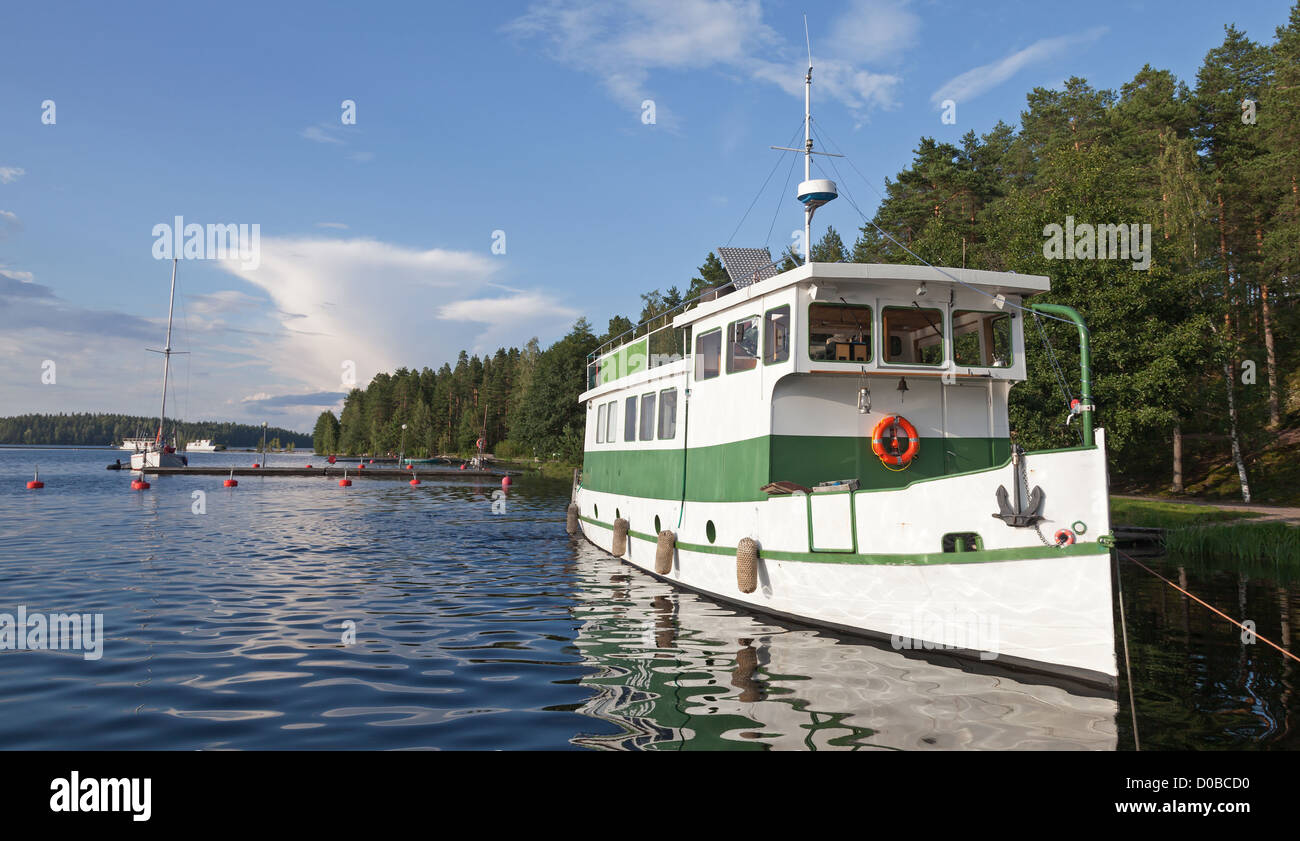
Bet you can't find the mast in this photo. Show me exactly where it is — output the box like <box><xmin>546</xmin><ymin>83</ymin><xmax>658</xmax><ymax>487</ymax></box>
<box><xmin>803</xmin><ymin>19</ymin><xmax>813</xmax><ymax>264</ymax></box>
<box><xmin>156</xmin><ymin>258</ymin><xmax>177</xmax><ymax>446</ymax></box>
<box><xmin>772</xmin><ymin>18</ymin><xmax>839</xmax><ymax>265</ymax></box>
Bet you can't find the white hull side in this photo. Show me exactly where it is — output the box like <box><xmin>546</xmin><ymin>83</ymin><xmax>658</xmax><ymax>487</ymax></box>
<box><xmin>130</xmin><ymin>450</ymin><xmax>186</xmax><ymax>470</ymax></box>
<box><xmin>574</xmin><ymin>432</ymin><xmax>1117</xmax><ymax>688</ymax></box>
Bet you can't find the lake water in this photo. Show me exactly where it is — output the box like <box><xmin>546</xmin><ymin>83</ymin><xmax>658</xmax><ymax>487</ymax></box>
<box><xmin>1</xmin><ymin>448</ymin><xmax>1295</xmax><ymax>750</ymax></box>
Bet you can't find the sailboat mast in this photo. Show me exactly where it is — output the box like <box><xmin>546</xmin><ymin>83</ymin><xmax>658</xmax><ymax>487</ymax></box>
<box><xmin>156</xmin><ymin>258</ymin><xmax>177</xmax><ymax>445</ymax></box>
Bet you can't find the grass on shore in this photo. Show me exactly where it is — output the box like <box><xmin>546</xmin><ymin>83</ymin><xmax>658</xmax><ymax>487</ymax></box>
<box><xmin>1109</xmin><ymin>497</ymin><xmax>1261</xmax><ymax>530</ymax></box>
<box><xmin>1111</xmin><ymin>497</ymin><xmax>1300</xmax><ymax>566</ymax></box>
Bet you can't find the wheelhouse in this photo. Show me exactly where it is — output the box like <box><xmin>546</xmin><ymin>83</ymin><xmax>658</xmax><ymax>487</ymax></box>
<box><xmin>580</xmin><ymin>262</ymin><xmax>1050</xmax><ymax>502</ymax></box>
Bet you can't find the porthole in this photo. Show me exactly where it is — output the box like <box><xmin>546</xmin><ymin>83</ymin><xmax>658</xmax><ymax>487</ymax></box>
<box><xmin>654</xmin><ymin>515</ymin><xmax>661</xmax><ymax>533</ymax></box>
<box><xmin>706</xmin><ymin>520</ymin><xmax>717</xmax><ymax>544</ymax></box>
<box><xmin>594</xmin><ymin>504</ymin><xmax>599</xmax><ymax>520</ymax></box>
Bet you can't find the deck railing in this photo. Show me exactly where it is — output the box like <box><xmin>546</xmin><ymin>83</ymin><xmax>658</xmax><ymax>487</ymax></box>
<box><xmin>584</xmin><ymin>282</ymin><xmax>739</xmax><ymax>391</ymax></box>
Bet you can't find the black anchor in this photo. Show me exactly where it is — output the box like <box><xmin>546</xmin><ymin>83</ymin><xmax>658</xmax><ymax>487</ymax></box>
<box><xmin>993</xmin><ymin>445</ymin><xmax>1044</xmax><ymax>527</ymax></box>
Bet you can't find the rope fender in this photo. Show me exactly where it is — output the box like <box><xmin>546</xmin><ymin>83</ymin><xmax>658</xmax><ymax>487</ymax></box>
<box><xmin>655</xmin><ymin>530</ymin><xmax>675</xmax><ymax>575</ymax></box>
<box><xmin>737</xmin><ymin>537</ymin><xmax>760</xmax><ymax>594</ymax></box>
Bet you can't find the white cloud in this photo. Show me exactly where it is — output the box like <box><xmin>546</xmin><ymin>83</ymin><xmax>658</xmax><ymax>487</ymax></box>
<box><xmin>0</xmin><ymin>167</ymin><xmax>25</xmax><ymax>184</ymax></box>
<box><xmin>0</xmin><ymin>209</ymin><xmax>20</xmax><ymax>239</ymax></box>
<box><xmin>301</xmin><ymin>124</ymin><xmax>346</xmax><ymax>145</ymax></box>
<box><xmin>185</xmin><ymin>289</ymin><xmax>266</xmax><ymax>315</ymax></box>
<box><xmin>825</xmin><ymin>0</ymin><xmax>921</xmax><ymax>65</ymax></box>
<box><xmin>507</xmin><ymin>0</ymin><xmax>911</xmax><ymax>124</ymax></box>
<box><xmin>0</xmin><ymin>266</ymin><xmax>34</xmax><ymax>282</ymax></box>
<box><xmin>930</xmin><ymin>27</ymin><xmax>1108</xmax><ymax>106</ymax></box>
<box><xmin>214</xmin><ymin>237</ymin><xmax>578</xmax><ymax>394</ymax></box>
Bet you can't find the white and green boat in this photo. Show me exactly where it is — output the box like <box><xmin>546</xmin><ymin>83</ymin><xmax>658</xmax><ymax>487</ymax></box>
<box><xmin>571</xmin><ymin>59</ymin><xmax>1117</xmax><ymax>691</ymax></box>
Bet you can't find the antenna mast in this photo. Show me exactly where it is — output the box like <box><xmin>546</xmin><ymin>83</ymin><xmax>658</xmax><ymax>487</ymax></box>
<box><xmin>804</xmin><ymin>16</ymin><xmax>813</xmax><ymax>263</ymax></box>
<box><xmin>771</xmin><ymin>17</ymin><xmax>840</xmax><ymax>265</ymax></box>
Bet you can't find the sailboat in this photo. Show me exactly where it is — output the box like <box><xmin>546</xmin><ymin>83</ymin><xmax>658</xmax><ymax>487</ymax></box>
<box><xmin>571</xmin><ymin>41</ymin><xmax>1117</xmax><ymax>689</ymax></box>
<box><xmin>130</xmin><ymin>258</ymin><xmax>188</xmax><ymax>471</ymax></box>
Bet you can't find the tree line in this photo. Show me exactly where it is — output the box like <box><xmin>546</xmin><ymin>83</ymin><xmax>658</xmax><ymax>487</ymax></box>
<box><xmin>0</xmin><ymin>413</ymin><xmax>311</xmax><ymax>449</ymax></box>
<box><xmin>321</xmin><ymin>9</ymin><xmax>1297</xmax><ymax>498</ymax></box>
<box><xmin>808</xmin><ymin>11</ymin><xmax>1297</xmax><ymax>500</ymax></box>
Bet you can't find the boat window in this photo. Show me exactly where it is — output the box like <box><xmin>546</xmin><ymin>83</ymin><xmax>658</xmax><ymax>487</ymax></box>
<box><xmin>882</xmin><ymin>305</ymin><xmax>944</xmax><ymax>365</ymax></box>
<box><xmin>596</xmin><ymin>403</ymin><xmax>606</xmax><ymax>443</ymax></box>
<box><xmin>953</xmin><ymin>310</ymin><xmax>1012</xmax><ymax>368</ymax></box>
<box><xmin>658</xmin><ymin>389</ymin><xmax>677</xmax><ymax>439</ymax></box>
<box><xmin>624</xmin><ymin>395</ymin><xmax>638</xmax><ymax>441</ymax></box>
<box><xmin>605</xmin><ymin>400</ymin><xmax>617</xmax><ymax>443</ymax></box>
<box><xmin>764</xmin><ymin>306</ymin><xmax>790</xmax><ymax>364</ymax></box>
<box><xmin>639</xmin><ymin>392</ymin><xmax>657</xmax><ymax>441</ymax></box>
<box><xmin>694</xmin><ymin>329</ymin><xmax>721</xmax><ymax>380</ymax></box>
<box><xmin>726</xmin><ymin>316</ymin><xmax>759</xmax><ymax>373</ymax></box>
<box><xmin>808</xmin><ymin>302</ymin><xmax>872</xmax><ymax>362</ymax></box>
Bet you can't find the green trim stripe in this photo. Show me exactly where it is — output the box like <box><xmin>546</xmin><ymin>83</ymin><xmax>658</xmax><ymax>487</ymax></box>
<box><xmin>578</xmin><ymin>514</ymin><xmax>1106</xmax><ymax>566</ymax></box>
<box><xmin>581</xmin><ymin>433</ymin><xmax>1012</xmax><ymax>503</ymax></box>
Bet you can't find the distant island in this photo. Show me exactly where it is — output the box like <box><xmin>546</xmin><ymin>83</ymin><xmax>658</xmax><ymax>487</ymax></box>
<box><xmin>0</xmin><ymin>413</ymin><xmax>312</xmax><ymax>450</ymax></box>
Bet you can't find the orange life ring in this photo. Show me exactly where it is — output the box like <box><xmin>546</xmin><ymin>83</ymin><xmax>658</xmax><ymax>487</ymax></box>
<box><xmin>871</xmin><ymin>415</ymin><xmax>919</xmax><ymax>467</ymax></box>
<box><xmin>1054</xmin><ymin>529</ymin><xmax>1076</xmax><ymax>546</ymax></box>
<box><xmin>476</xmin><ymin>437</ymin><xmax>486</xmax><ymax>450</ymax></box>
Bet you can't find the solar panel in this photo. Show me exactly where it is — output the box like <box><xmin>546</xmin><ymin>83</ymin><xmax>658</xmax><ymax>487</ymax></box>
<box><xmin>717</xmin><ymin>247</ymin><xmax>780</xmax><ymax>288</ymax></box>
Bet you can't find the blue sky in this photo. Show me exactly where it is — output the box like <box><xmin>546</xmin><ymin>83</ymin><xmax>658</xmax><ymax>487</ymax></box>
<box><xmin>1</xmin><ymin>0</ymin><xmax>1294</xmax><ymax>432</ymax></box>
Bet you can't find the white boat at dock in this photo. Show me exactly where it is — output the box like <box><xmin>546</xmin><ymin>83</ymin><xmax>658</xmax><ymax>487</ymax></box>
<box><xmin>130</xmin><ymin>259</ymin><xmax>187</xmax><ymax>471</ymax></box>
<box><xmin>571</xmin><ymin>50</ymin><xmax>1116</xmax><ymax>690</ymax></box>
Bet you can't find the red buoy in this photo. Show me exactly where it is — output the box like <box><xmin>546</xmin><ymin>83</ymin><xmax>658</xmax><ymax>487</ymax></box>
<box><xmin>459</xmin><ymin>464</ymin><xmax>466</xmax><ymax>471</ymax></box>
<box><xmin>252</xmin><ymin>462</ymin><xmax>260</xmax><ymax>468</ymax></box>
<box><xmin>339</xmin><ymin>478</ymin><xmax>352</xmax><ymax>487</ymax></box>
<box><xmin>130</xmin><ymin>479</ymin><xmax>151</xmax><ymax>490</ymax></box>
<box><xmin>501</xmin><ymin>476</ymin><xmax>511</xmax><ymax>490</ymax></box>
<box><xmin>405</xmin><ymin>464</ymin><xmax>413</xmax><ymax>470</ymax></box>
<box><xmin>357</xmin><ymin>463</ymin><xmax>365</xmax><ymax>470</ymax></box>
<box><xmin>224</xmin><ymin>479</ymin><xmax>238</xmax><ymax>487</ymax></box>
<box><xmin>409</xmin><ymin>478</ymin><xmax>420</xmax><ymax>486</ymax></box>
<box><xmin>27</xmin><ymin>469</ymin><xmax>43</xmax><ymax>489</ymax></box>
<box><xmin>305</xmin><ymin>464</ymin><xmax>312</xmax><ymax>469</ymax></box>
<box><xmin>327</xmin><ymin>455</ymin><xmax>336</xmax><ymax>464</ymax></box>
<box><xmin>369</xmin><ymin>459</ymin><xmax>375</xmax><ymax>464</ymax></box>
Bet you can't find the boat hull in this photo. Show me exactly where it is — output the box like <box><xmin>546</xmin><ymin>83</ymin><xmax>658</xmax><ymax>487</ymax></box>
<box><xmin>130</xmin><ymin>450</ymin><xmax>187</xmax><ymax>470</ymax></box>
<box><xmin>574</xmin><ymin>431</ymin><xmax>1118</xmax><ymax>690</ymax></box>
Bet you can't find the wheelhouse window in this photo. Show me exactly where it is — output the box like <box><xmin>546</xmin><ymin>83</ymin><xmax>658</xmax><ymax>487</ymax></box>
<box><xmin>882</xmin><ymin>305</ymin><xmax>944</xmax><ymax>365</ymax></box>
<box><xmin>764</xmin><ymin>306</ymin><xmax>790</xmax><ymax>364</ymax></box>
<box><xmin>596</xmin><ymin>403</ymin><xmax>607</xmax><ymax>443</ymax></box>
<box><xmin>624</xmin><ymin>395</ymin><xmax>638</xmax><ymax>441</ymax></box>
<box><xmin>695</xmin><ymin>329</ymin><xmax>721</xmax><ymax>380</ymax></box>
<box><xmin>605</xmin><ymin>400</ymin><xmax>617</xmax><ymax>442</ymax></box>
<box><xmin>639</xmin><ymin>392</ymin><xmax>656</xmax><ymax>441</ymax></box>
<box><xmin>808</xmin><ymin>302</ymin><xmax>872</xmax><ymax>362</ymax></box>
<box><xmin>726</xmin><ymin>316</ymin><xmax>759</xmax><ymax>373</ymax></box>
<box><xmin>953</xmin><ymin>310</ymin><xmax>1012</xmax><ymax>368</ymax></box>
<box><xmin>658</xmin><ymin>388</ymin><xmax>677</xmax><ymax>439</ymax></box>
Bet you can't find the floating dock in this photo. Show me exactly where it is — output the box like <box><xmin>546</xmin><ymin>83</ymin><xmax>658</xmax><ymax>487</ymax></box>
<box><xmin>1112</xmin><ymin>525</ymin><xmax>1165</xmax><ymax>553</ymax></box>
<box><xmin>108</xmin><ymin>465</ymin><xmax>516</xmax><ymax>480</ymax></box>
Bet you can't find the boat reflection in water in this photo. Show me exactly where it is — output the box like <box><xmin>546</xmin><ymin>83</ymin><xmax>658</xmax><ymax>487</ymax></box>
<box><xmin>569</xmin><ymin>542</ymin><xmax>1117</xmax><ymax>750</ymax></box>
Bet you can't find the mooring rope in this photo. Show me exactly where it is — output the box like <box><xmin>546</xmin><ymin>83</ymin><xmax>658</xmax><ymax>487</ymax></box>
<box><xmin>1118</xmin><ymin>548</ymin><xmax>1300</xmax><ymax>665</ymax></box>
